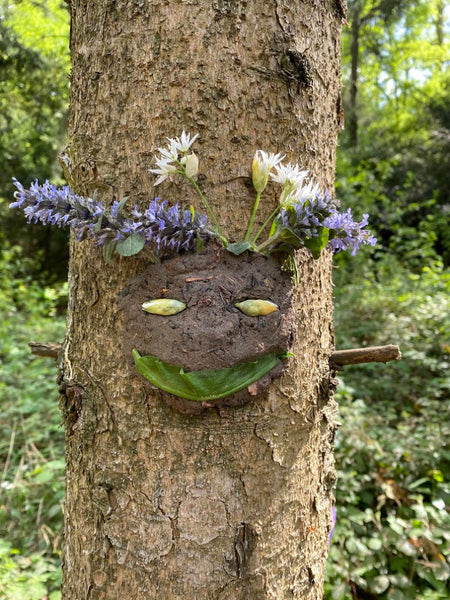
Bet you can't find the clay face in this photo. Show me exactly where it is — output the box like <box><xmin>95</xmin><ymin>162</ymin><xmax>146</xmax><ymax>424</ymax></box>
<box><xmin>119</xmin><ymin>243</ymin><xmax>295</xmax><ymax>408</ymax></box>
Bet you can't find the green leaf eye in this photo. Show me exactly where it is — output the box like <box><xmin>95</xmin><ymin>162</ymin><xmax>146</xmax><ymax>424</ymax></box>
<box><xmin>142</xmin><ymin>299</ymin><xmax>186</xmax><ymax>315</ymax></box>
<box><xmin>235</xmin><ymin>299</ymin><xmax>279</xmax><ymax>316</ymax></box>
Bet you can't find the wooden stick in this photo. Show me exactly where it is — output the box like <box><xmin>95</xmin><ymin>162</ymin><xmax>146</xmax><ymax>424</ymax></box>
<box><xmin>29</xmin><ymin>341</ymin><xmax>402</xmax><ymax>369</ymax></box>
<box><xmin>330</xmin><ymin>344</ymin><xmax>401</xmax><ymax>368</ymax></box>
<box><xmin>29</xmin><ymin>341</ymin><xmax>62</xmax><ymax>359</ymax></box>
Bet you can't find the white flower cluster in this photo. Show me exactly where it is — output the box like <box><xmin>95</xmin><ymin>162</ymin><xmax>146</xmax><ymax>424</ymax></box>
<box><xmin>150</xmin><ymin>133</ymin><xmax>319</xmax><ymax>207</ymax></box>
<box><xmin>149</xmin><ymin>131</ymin><xmax>199</xmax><ymax>185</ymax></box>
<box><xmin>252</xmin><ymin>151</ymin><xmax>320</xmax><ymax>205</ymax></box>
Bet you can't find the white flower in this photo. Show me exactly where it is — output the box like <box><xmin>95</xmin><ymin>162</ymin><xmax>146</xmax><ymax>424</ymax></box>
<box><xmin>149</xmin><ymin>131</ymin><xmax>200</xmax><ymax>185</ymax></box>
<box><xmin>252</xmin><ymin>150</ymin><xmax>285</xmax><ymax>192</ymax></box>
<box><xmin>270</xmin><ymin>161</ymin><xmax>309</xmax><ymax>189</ymax></box>
<box><xmin>289</xmin><ymin>179</ymin><xmax>320</xmax><ymax>205</ymax></box>
<box><xmin>157</xmin><ymin>145</ymin><xmax>179</xmax><ymax>161</ymax></box>
<box><xmin>167</xmin><ymin>130</ymin><xmax>199</xmax><ymax>154</ymax></box>
<box><xmin>149</xmin><ymin>157</ymin><xmax>179</xmax><ymax>186</ymax></box>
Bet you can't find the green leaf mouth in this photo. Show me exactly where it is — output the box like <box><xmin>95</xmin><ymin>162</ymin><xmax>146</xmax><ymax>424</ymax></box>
<box><xmin>132</xmin><ymin>350</ymin><xmax>288</xmax><ymax>402</ymax></box>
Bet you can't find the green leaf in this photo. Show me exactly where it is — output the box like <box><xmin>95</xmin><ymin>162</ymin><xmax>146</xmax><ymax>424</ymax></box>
<box><xmin>226</xmin><ymin>241</ymin><xmax>252</xmax><ymax>255</ymax></box>
<box><xmin>278</xmin><ymin>226</ymin><xmax>303</xmax><ymax>246</ymax></box>
<box><xmin>269</xmin><ymin>219</ymin><xmax>278</xmax><ymax>237</ymax></box>
<box><xmin>92</xmin><ymin>215</ymin><xmax>103</xmax><ymax>232</ymax></box>
<box><xmin>132</xmin><ymin>350</ymin><xmax>285</xmax><ymax>401</ymax></box>
<box><xmin>116</xmin><ymin>234</ymin><xmax>145</xmax><ymax>257</ymax></box>
<box><xmin>281</xmin><ymin>206</ymin><xmax>298</xmax><ymax>227</ymax></box>
<box><xmin>102</xmin><ymin>239</ymin><xmax>117</xmax><ymax>263</ymax></box>
<box><xmin>196</xmin><ymin>234</ymin><xmax>205</xmax><ymax>252</ymax></box>
<box><xmin>304</xmin><ymin>227</ymin><xmax>329</xmax><ymax>259</ymax></box>
<box><xmin>368</xmin><ymin>575</ymin><xmax>390</xmax><ymax>594</ymax></box>
<box><xmin>115</xmin><ymin>196</ymin><xmax>129</xmax><ymax>216</ymax></box>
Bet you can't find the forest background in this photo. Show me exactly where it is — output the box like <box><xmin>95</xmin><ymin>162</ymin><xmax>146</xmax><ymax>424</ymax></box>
<box><xmin>0</xmin><ymin>1</ymin><xmax>448</xmax><ymax>599</ymax></box>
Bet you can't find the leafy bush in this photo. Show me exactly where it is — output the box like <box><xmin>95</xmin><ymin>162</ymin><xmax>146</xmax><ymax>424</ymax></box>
<box><xmin>0</xmin><ymin>242</ymin><xmax>66</xmax><ymax>597</ymax></box>
<box><xmin>325</xmin><ymin>260</ymin><xmax>450</xmax><ymax>599</ymax></box>
<box><xmin>0</xmin><ymin>0</ymin><xmax>70</xmax><ymax>282</ymax></box>
<box><xmin>0</xmin><ymin>540</ymin><xmax>61</xmax><ymax>600</ymax></box>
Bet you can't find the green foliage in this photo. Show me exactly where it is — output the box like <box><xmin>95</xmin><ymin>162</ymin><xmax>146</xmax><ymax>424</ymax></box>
<box><xmin>0</xmin><ymin>0</ymin><xmax>70</xmax><ymax>282</ymax></box>
<box><xmin>0</xmin><ymin>0</ymin><xmax>70</xmax><ymax>190</ymax></box>
<box><xmin>0</xmin><ymin>242</ymin><xmax>66</xmax><ymax>597</ymax></box>
<box><xmin>325</xmin><ymin>260</ymin><xmax>450</xmax><ymax>599</ymax></box>
<box><xmin>0</xmin><ymin>540</ymin><xmax>61</xmax><ymax>600</ymax></box>
<box><xmin>325</xmin><ymin>5</ymin><xmax>449</xmax><ymax>594</ymax></box>
<box><xmin>340</xmin><ymin>0</ymin><xmax>450</xmax><ymax>268</ymax></box>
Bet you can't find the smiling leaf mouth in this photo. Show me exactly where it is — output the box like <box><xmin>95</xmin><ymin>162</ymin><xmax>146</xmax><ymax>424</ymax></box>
<box><xmin>132</xmin><ymin>349</ymin><xmax>288</xmax><ymax>402</ymax></box>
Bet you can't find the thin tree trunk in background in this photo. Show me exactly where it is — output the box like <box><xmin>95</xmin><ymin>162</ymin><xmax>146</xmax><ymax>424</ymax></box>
<box><xmin>435</xmin><ymin>0</ymin><xmax>444</xmax><ymax>45</ymax></box>
<box><xmin>60</xmin><ymin>1</ymin><xmax>343</xmax><ymax>598</ymax></box>
<box><xmin>349</xmin><ymin>0</ymin><xmax>360</xmax><ymax>148</ymax></box>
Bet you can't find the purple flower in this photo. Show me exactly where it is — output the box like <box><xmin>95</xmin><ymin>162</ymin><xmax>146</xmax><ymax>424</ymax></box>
<box><xmin>11</xmin><ymin>178</ymin><xmax>104</xmax><ymax>242</ymax></box>
<box><xmin>329</xmin><ymin>505</ymin><xmax>337</xmax><ymax>544</ymax></box>
<box><xmin>254</xmin><ymin>190</ymin><xmax>375</xmax><ymax>258</ymax></box>
<box><xmin>272</xmin><ymin>193</ymin><xmax>375</xmax><ymax>256</ymax></box>
<box><xmin>324</xmin><ymin>209</ymin><xmax>377</xmax><ymax>256</ymax></box>
<box><xmin>131</xmin><ymin>198</ymin><xmax>209</xmax><ymax>255</ymax></box>
<box><xmin>10</xmin><ymin>179</ymin><xmax>210</xmax><ymax>258</ymax></box>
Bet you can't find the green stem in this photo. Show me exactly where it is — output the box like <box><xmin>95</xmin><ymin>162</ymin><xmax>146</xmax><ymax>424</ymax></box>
<box><xmin>251</xmin><ymin>205</ymin><xmax>282</xmax><ymax>244</ymax></box>
<box><xmin>187</xmin><ymin>176</ymin><xmax>224</xmax><ymax>239</ymax></box>
<box><xmin>244</xmin><ymin>191</ymin><xmax>261</xmax><ymax>241</ymax></box>
<box><xmin>254</xmin><ymin>230</ymin><xmax>281</xmax><ymax>254</ymax></box>
<box><xmin>173</xmin><ymin>157</ymin><xmax>224</xmax><ymax>239</ymax></box>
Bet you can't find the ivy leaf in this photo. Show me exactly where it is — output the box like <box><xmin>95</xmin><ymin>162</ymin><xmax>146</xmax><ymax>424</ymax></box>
<box><xmin>132</xmin><ymin>350</ymin><xmax>286</xmax><ymax>401</ymax></box>
<box><xmin>116</xmin><ymin>233</ymin><xmax>145</xmax><ymax>257</ymax></box>
<box><xmin>226</xmin><ymin>241</ymin><xmax>252</xmax><ymax>255</ymax></box>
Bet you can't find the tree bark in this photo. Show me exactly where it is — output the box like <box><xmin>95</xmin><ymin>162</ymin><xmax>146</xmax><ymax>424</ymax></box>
<box><xmin>61</xmin><ymin>1</ymin><xmax>343</xmax><ymax>598</ymax></box>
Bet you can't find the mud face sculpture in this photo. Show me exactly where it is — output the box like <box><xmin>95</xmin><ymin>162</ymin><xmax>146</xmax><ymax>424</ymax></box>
<box><xmin>119</xmin><ymin>243</ymin><xmax>295</xmax><ymax>411</ymax></box>
<box><xmin>12</xmin><ymin>135</ymin><xmax>375</xmax><ymax>413</ymax></box>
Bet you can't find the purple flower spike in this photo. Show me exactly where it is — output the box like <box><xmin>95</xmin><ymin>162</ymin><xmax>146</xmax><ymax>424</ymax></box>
<box><xmin>10</xmin><ymin>179</ymin><xmax>211</xmax><ymax>259</ymax></box>
<box><xmin>257</xmin><ymin>190</ymin><xmax>376</xmax><ymax>257</ymax></box>
<box><xmin>325</xmin><ymin>209</ymin><xmax>377</xmax><ymax>255</ymax></box>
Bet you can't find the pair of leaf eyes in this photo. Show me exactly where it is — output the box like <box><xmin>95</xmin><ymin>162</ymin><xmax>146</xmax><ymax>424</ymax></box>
<box><xmin>141</xmin><ymin>298</ymin><xmax>279</xmax><ymax>317</ymax></box>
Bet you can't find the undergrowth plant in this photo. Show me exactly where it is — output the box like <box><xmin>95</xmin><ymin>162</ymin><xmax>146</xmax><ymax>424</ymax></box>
<box><xmin>325</xmin><ymin>258</ymin><xmax>450</xmax><ymax>599</ymax></box>
<box><xmin>0</xmin><ymin>242</ymin><xmax>66</xmax><ymax>600</ymax></box>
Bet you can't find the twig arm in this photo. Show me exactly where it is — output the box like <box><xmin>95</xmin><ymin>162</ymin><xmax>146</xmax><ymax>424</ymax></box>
<box><xmin>29</xmin><ymin>341</ymin><xmax>63</xmax><ymax>359</ymax></box>
<box><xmin>330</xmin><ymin>344</ymin><xmax>401</xmax><ymax>368</ymax></box>
<box><xmin>28</xmin><ymin>341</ymin><xmax>402</xmax><ymax>369</ymax></box>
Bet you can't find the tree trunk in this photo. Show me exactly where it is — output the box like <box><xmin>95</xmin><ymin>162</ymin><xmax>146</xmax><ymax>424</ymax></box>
<box><xmin>435</xmin><ymin>0</ymin><xmax>445</xmax><ymax>46</ymax></box>
<box><xmin>60</xmin><ymin>1</ymin><xmax>342</xmax><ymax>598</ymax></box>
<box><xmin>349</xmin><ymin>0</ymin><xmax>361</xmax><ymax>149</ymax></box>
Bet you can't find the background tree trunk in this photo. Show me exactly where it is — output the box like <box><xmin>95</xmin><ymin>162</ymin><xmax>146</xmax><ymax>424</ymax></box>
<box><xmin>61</xmin><ymin>1</ymin><xmax>343</xmax><ymax>598</ymax></box>
<box><xmin>348</xmin><ymin>0</ymin><xmax>361</xmax><ymax>149</ymax></box>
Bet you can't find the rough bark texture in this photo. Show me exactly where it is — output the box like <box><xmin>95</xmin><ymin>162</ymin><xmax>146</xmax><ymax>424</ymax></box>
<box><xmin>61</xmin><ymin>1</ymin><xmax>343</xmax><ymax>598</ymax></box>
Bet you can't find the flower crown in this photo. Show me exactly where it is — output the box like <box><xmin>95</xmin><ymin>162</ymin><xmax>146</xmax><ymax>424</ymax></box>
<box><xmin>10</xmin><ymin>131</ymin><xmax>376</xmax><ymax>263</ymax></box>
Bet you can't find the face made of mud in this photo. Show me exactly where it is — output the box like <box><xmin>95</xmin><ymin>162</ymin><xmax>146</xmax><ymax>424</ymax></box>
<box><xmin>119</xmin><ymin>244</ymin><xmax>295</xmax><ymax>407</ymax></box>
